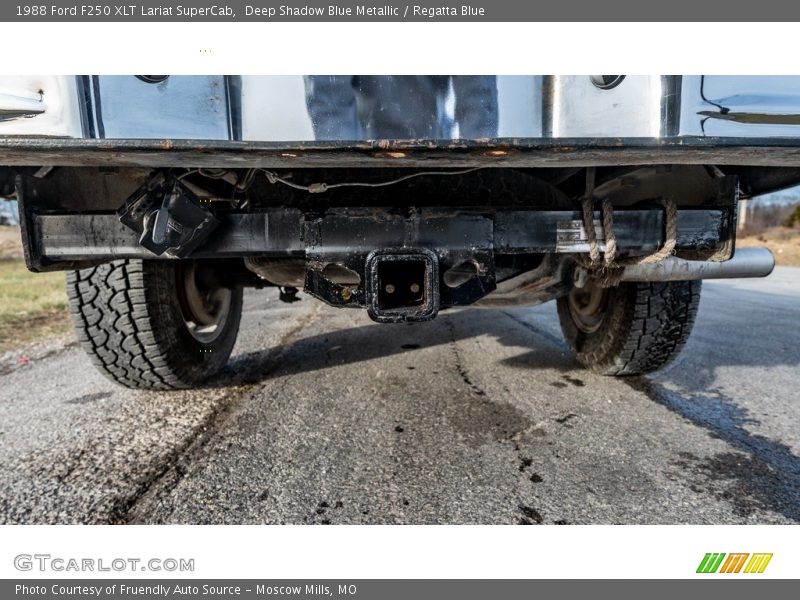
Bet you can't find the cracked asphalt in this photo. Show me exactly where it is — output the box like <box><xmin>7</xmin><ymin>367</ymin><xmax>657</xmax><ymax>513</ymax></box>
<box><xmin>0</xmin><ymin>268</ymin><xmax>798</xmax><ymax>524</ymax></box>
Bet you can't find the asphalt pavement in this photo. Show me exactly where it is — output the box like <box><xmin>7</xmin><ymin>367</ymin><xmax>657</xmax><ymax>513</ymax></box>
<box><xmin>0</xmin><ymin>268</ymin><xmax>798</xmax><ymax>524</ymax></box>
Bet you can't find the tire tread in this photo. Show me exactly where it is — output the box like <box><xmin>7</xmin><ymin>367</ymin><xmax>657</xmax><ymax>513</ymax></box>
<box><xmin>66</xmin><ymin>259</ymin><xmax>240</xmax><ymax>390</ymax></box>
<box><xmin>557</xmin><ymin>280</ymin><xmax>702</xmax><ymax>376</ymax></box>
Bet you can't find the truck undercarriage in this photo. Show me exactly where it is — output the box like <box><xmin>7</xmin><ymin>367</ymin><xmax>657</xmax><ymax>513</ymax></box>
<box><xmin>1</xmin><ymin>137</ymin><xmax>791</xmax><ymax>389</ymax></box>
<box><xmin>3</xmin><ymin>74</ymin><xmax>798</xmax><ymax>389</ymax></box>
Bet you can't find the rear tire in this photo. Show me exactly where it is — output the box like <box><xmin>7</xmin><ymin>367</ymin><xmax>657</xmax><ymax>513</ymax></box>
<box><xmin>556</xmin><ymin>279</ymin><xmax>701</xmax><ymax>376</ymax></box>
<box><xmin>66</xmin><ymin>259</ymin><xmax>242</xmax><ymax>390</ymax></box>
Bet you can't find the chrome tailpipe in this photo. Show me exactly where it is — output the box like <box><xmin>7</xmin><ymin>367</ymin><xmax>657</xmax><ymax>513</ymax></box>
<box><xmin>621</xmin><ymin>247</ymin><xmax>775</xmax><ymax>282</ymax></box>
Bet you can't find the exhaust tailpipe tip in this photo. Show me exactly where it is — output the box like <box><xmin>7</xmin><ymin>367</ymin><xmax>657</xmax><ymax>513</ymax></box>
<box><xmin>621</xmin><ymin>247</ymin><xmax>775</xmax><ymax>282</ymax></box>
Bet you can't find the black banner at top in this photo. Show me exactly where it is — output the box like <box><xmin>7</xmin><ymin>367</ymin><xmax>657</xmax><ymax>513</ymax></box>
<box><xmin>4</xmin><ymin>0</ymin><xmax>800</xmax><ymax>22</ymax></box>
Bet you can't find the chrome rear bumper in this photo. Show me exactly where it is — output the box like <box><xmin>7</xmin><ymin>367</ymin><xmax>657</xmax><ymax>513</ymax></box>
<box><xmin>3</xmin><ymin>75</ymin><xmax>800</xmax><ymax>141</ymax></box>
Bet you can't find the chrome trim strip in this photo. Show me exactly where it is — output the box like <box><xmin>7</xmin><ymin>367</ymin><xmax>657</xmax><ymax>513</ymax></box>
<box><xmin>0</xmin><ymin>92</ymin><xmax>45</xmax><ymax>121</ymax></box>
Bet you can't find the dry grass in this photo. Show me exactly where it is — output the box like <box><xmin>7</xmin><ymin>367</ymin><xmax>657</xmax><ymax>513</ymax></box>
<box><xmin>0</xmin><ymin>225</ymin><xmax>24</xmax><ymax>260</ymax></box>
<box><xmin>0</xmin><ymin>227</ymin><xmax>71</xmax><ymax>353</ymax></box>
<box><xmin>737</xmin><ymin>226</ymin><xmax>800</xmax><ymax>267</ymax></box>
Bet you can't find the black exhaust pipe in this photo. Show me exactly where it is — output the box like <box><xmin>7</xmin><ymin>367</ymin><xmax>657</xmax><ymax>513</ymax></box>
<box><xmin>365</xmin><ymin>248</ymin><xmax>440</xmax><ymax>323</ymax></box>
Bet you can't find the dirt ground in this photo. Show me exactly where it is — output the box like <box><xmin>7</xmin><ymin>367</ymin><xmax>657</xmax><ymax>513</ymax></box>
<box><xmin>737</xmin><ymin>226</ymin><xmax>800</xmax><ymax>267</ymax></box>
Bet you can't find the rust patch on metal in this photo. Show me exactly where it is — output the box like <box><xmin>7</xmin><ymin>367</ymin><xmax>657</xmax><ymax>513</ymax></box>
<box><xmin>3</xmin><ymin>136</ymin><xmax>800</xmax><ymax>169</ymax></box>
<box><xmin>372</xmin><ymin>151</ymin><xmax>407</xmax><ymax>159</ymax></box>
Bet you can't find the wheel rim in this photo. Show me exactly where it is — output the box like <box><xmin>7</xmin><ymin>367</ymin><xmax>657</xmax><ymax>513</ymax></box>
<box><xmin>176</xmin><ymin>262</ymin><xmax>232</xmax><ymax>344</ymax></box>
<box><xmin>567</xmin><ymin>280</ymin><xmax>609</xmax><ymax>334</ymax></box>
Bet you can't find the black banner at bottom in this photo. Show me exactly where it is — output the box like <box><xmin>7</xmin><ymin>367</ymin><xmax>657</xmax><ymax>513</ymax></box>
<box><xmin>3</xmin><ymin>580</ymin><xmax>796</xmax><ymax>600</ymax></box>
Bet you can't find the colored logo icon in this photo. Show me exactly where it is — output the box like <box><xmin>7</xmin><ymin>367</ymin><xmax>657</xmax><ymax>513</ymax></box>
<box><xmin>697</xmin><ymin>553</ymin><xmax>773</xmax><ymax>574</ymax></box>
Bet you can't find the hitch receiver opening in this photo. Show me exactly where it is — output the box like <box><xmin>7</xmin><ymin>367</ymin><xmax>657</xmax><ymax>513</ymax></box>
<box><xmin>366</xmin><ymin>249</ymin><xmax>439</xmax><ymax>323</ymax></box>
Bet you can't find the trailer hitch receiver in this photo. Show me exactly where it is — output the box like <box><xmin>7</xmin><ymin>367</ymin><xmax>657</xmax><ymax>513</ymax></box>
<box><xmin>366</xmin><ymin>248</ymin><xmax>439</xmax><ymax>323</ymax></box>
